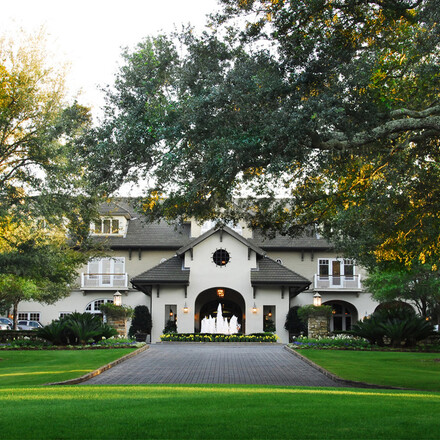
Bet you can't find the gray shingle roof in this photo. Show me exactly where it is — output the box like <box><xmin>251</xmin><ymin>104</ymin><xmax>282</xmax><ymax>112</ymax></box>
<box><xmin>250</xmin><ymin>230</ymin><xmax>331</xmax><ymax>250</ymax></box>
<box><xmin>131</xmin><ymin>256</ymin><xmax>190</xmax><ymax>287</ymax></box>
<box><xmin>98</xmin><ymin>200</ymin><xmax>133</xmax><ymax>218</ymax></box>
<box><xmin>95</xmin><ymin>199</ymin><xmax>331</xmax><ymax>251</ymax></box>
<box><xmin>251</xmin><ymin>257</ymin><xmax>311</xmax><ymax>287</ymax></box>
<box><xmin>111</xmin><ymin>220</ymin><xmax>191</xmax><ymax>249</ymax></box>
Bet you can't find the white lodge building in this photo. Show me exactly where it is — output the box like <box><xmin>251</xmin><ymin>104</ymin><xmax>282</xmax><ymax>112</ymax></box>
<box><xmin>19</xmin><ymin>200</ymin><xmax>378</xmax><ymax>343</ymax></box>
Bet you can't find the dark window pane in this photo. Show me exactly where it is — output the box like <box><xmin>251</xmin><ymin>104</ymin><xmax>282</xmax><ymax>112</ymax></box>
<box><xmin>112</xmin><ymin>219</ymin><xmax>119</xmax><ymax>233</ymax></box>
<box><xmin>319</xmin><ymin>260</ymin><xmax>329</xmax><ymax>277</ymax></box>
<box><xmin>213</xmin><ymin>249</ymin><xmax>230</xmax><ymax>266</ymax></box>
<box><xmin>333</xmin><ymin>316</ymin><xmax>343</xmax><ymax>331</ymax></box>
<box><xmin>103</xmin><ymin>220</ymin><xmax>111</xmax><ymax>234</ymax></box>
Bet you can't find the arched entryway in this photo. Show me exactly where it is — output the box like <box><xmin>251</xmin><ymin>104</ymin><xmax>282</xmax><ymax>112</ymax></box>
<box><xmin>323</xmin><ymin>300</ymin><xmax>358</xmax><ymax>332</ymax></box>
<box><xmin>195</xmin><ymin>288</ymin><xmax>246</xmax><ymax>334</ymax></box>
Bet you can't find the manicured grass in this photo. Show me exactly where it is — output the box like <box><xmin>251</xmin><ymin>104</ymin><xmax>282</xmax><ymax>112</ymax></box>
<box><xmin>0</xmin><ymin>348</ymin><xmax>136</xmax><ymax>386</ymax></box>
<box><xmin>0</xmin><ymin>385</ymin><xmax>439</xmax><ymax>439</ymax></box>
<box><xmin>1</xmin><ymin>349</ymin><xmax>439</xmax><ymax>439</ymax></box>
<box><xmin>298</xmin><ymin>349</ymin><xmax>440</xmax><ymax>391</ymax></box>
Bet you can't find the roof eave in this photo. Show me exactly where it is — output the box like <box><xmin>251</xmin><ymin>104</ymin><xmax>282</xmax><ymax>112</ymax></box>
<box><xmin>251</xmin><ymin>281</ymin><xmax>311</xmax><ymax>287</ymax></box>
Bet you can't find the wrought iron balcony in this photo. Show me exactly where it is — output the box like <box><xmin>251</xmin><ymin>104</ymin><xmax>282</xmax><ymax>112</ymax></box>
<box><xmin>313</xmin><ymin>274</ymin><xmax>361</xmax><ymax>290</ymax></box>
<box><xmin>81</xmin><ymin>273</ymin><xmax>129</xmax><ymax>290</ymax></box>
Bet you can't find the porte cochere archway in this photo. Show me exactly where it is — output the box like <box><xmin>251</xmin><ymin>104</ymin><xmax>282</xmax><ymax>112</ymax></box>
<box><xmin>194</xmin><ymin>288</ymin><xmax>246</xmax><ymax>334</ymax></box>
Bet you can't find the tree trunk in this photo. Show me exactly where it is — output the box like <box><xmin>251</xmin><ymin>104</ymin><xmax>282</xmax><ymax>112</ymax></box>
<box><xmin>12</xmin><ymin>300</ymin><xmax>19</xmax><ymax>330</ymax></box>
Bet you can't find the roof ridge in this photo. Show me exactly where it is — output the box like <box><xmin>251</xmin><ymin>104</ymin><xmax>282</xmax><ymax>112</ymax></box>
<box><xmin>176</xmin><ymin>225</ymin><xmax>265</xmax><ymax>257</ymax></box>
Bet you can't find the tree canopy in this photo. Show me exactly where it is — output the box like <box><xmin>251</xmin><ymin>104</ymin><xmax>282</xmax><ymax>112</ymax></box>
<box><xmin>0</xmin><ymin>218</ymin><xmax>91</xmax><ymax>328</ymax></box>
<box><xmin>0</xmin><ymin>31</ymin><xmax>102</xmax><ymax>321</ymax></box>
<box><xmin>90</xmin><ymin>0</ymin><xmax>440</xmax><ymax>270</ymax></box>
<box><xmin>363</xmin><ymin>263</ymin><xmax>440</xmax><ymax>319</ymax></box>
<box><xmin>0</xmin><ymin>31</ymin><xmax>100</xmax><ymax>230</ymax></box>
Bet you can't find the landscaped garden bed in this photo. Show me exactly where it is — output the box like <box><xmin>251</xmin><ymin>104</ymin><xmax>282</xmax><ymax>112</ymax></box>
<box><xmin>0</xmin><ymin>312</ymin><xmax>147</xmax><ymax>350</ymax></box>
<box><xmin>289</xmin><ymin>335</ymin><xmax>440</xmax><ymax>352</ymax></box>
<box><xmin>289</xmin><ymin>336</ymin><xmax>372</xmax><ymax>350</ymax></box>
<box><xmin>0</xmin><ymin>337</ymin><xmax>145</xmax><ymax>350</ymax></box>
<box><xmin>160</xmin><ymin>333</ymin><xmax>278</xmax><ymax>343</ymax></box>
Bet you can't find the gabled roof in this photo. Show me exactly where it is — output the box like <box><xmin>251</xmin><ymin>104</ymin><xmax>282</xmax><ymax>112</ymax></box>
<box><xmin>251</xmin><ymin>257</ymin><xmax>311</xmax><ymax>288</ymax></box>
<box><xmin>131</xmin><ymin>255</ymin><xmax>190</xmax><ymax>289</ymax></box>
<box><xmin>176</xmin><ymin>225</ymin><xmax>266</xmax><ymax>257</ymax></box>
<box><xmin>98</xmin><ymin>200</ymin><xmax>133</xmax><ymax>219</ymax></box>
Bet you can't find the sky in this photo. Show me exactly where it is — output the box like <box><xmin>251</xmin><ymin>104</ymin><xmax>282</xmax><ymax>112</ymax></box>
<box><xmin>1</xmin><ymin>0</ymin><xmax>220</xmax><ymax>117</ymax></box>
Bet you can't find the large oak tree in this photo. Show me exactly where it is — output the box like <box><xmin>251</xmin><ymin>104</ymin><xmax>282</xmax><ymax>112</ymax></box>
<box><xmin>90</xmin><ymin>0</ymin><xmax>440</xmax><ymax>272</ymax></box>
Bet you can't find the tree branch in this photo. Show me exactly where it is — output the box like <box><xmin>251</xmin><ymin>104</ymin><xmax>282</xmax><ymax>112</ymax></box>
<box><xmin>316</xmin><ymin>113</ymin><xmax>440</xmax><ymax>151</ymax></box>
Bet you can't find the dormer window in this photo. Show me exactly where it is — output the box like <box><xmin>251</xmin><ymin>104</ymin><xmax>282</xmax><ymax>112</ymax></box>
<box><xmin>91</xmin><ymin>217</ymin><xmax>125</xmax><ymax>235</ymax></box>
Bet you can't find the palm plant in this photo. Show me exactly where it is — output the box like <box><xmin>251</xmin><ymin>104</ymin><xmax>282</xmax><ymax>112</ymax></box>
<box><xmin>349</xmin><ymin>316</ymin><xmax>385</xmax><ymax>346</ymax></box>
<box><xmin>350</xmin><ymin>305</ymin><xmax>436</xmax><ymax>347</ymax></box>
<box><xmin>36</xmin><ymin>320</ymin><xmax>68</xmax><ymax>345</ymax></box>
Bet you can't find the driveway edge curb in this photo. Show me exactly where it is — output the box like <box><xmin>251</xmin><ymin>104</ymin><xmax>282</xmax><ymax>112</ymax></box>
<box><xmin>283</xmin><ymin>345</ymin><xmax>408</xmax><ymax>390</ymax></box>
<box><xmin>45</xmin><ymin>344</ymin><xmax>149</xmax><ymax>386</ymax></box>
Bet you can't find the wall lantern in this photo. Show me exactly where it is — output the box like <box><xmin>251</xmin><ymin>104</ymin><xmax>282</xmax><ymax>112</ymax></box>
<box><xmin>183</xmin><ymin>303</ymin><xmax>189</xmax><ymax>314</ymax></box>
<box><xmin>252</xmin><ymin>303</ymin><xmax>257</xmax><ymax>314</ymax></box>
<box><xmin>169</xmin><ymin>308</ymin><xmax>174</xmax><ymax>317</ymax></box>
<box><xmin>217</xmin><ymin>288</ymin><xmax>225</xmax><ymax>298</ymax></box>
<box><xmin>113</xmin><ymin>291</ymin><xmax>122</xmax><ymax>306</ymax></box>
<box><xmin>313</xmin><ymin>293</ymin><xmax>322</xmax><ymax>307</ymax></box>
<box><xmin>268</xmin><ymin>309</ymin><xmax>272</xmax><ymax>317</ymax></box>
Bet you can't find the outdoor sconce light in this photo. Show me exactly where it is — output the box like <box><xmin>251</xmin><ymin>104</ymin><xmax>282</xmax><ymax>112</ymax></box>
<box><xmin>113</xmin><ymin>291</ymin><xmax>122</xmax><ymax>306</ymax></box>
<box><xmin>169</xmin><ymin>308</ymin><xmax>174</xmax><ymax>317</ymax></box>
<box><xmin>183</xmin><ymin>303</ymin><xmax>189</xmax><ymax>314</ymax></box>
<box><xmin>252</xmin><ymin>303</ymin><xmax>257</xmax><ymax>314</ymax></box>
<box><xmin>313</xmin><ymin>293</ymin><xmax>322</xmax><ymax>307</ymax></box>
<box><xmin>217</xmin><ymin>288</ymin><xmax>225</xmax><ymax>298</ymax></box>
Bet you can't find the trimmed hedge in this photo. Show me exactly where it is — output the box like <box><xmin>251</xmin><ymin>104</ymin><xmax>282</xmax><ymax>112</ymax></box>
<box><xmin>297</xmin><ymin>305</ymin><xmax>333</xmax><ymax>322</ymax></box>
<box><xmin>160</xmin><ymin>333</ymin><xmax>278</xmax><ymax>343</ymax></box>
<box><xmin>0</xmin><ymin>330</ymin><xmax>40</xmax><ymax>342</ymax></box>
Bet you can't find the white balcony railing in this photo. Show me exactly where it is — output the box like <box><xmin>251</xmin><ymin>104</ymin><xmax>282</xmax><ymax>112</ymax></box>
<box><xmin>81</xmin><ymin>273</ymin><xmax>129</xmax><ymax>290</ymax></box>
<box><xmin>314</xmin><ymin>274</ymin><xmax>361</xmax><ymax>290</ymax></box>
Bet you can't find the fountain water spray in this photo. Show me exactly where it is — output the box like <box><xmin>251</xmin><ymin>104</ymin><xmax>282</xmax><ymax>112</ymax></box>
<box><xmin>200</xmin><ymin>303</ymin><xmax>239</xmax><ymax>334</ymax></box>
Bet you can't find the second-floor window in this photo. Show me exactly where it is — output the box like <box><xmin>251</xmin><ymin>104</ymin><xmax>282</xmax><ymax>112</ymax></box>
<box><xmin>93</xmin><ymin>218</ymin><xmax>120</xmax><ymax>235</ymax></box>
<box><xmin>84</xmin><ymin>257</ymin><xmax>126</xmax><ymax>288</ymax></box>
<box><xmin>88</xmin><ymin>257</ymin><xmax>124</xmax><ymax>276</ymax></box>
<box><xmin>318</xmin><ymin>259</ymin><xmax>355</xmax><ymax>280</ymax></box>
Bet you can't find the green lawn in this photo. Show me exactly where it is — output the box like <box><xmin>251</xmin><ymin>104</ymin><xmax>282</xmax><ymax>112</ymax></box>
<box><xmin>0</xmin><ymin>348</ymin><xmax>136</xmax><ymax>386</ymax></box>
<box><xmin>297</xmin><ymin>349</ymin><xmax>440</xmax><ymax>391</ymax></box>
<box><xmin>1</xmin><ymin>349</ymin><xmax>439</xmax><ymax>439</ymax></box>
<box><xmin>0</xmin><ymin>385</ymin><xmax>439</xmax><ymax>439</ymax></box>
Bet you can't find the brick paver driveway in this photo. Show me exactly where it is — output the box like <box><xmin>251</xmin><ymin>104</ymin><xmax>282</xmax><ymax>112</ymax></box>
<box><xmin>83</xmin><ymin>344</ymin><xmax>345</xmax><ymax>387</ymax></box>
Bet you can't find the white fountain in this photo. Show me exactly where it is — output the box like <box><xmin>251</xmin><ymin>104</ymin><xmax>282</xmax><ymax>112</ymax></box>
<box><xmin>200</xmin><ymin>303</ymin><xmax>239</xmax><ymax>334</ymax></box>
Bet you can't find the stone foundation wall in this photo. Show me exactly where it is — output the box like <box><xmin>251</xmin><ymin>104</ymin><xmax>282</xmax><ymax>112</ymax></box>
<box><xmin>107</xmin><ymin>318</ymin><xmax>127</xmax><ymax>337</ymax></box>
<box><xmin>308</xmin><ymin>315</ymin><xmax>329</xmax><ymax>339</ymax></box>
